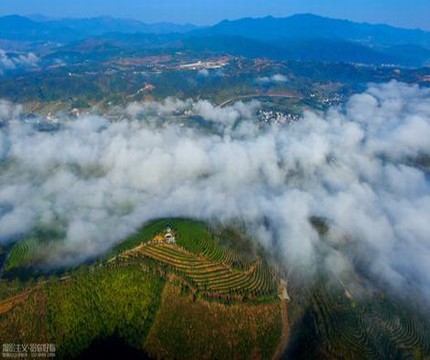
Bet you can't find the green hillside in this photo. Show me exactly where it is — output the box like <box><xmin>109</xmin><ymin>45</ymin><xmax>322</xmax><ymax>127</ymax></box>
<box><xmin>0</xmin><ymin>219</ymin><xmax>285</xmax><ymax>360</ymax></box>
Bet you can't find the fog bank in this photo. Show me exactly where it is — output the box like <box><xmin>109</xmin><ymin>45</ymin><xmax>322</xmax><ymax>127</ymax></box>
<box><xmin>0</xmin><ymin>81</ymin><xmax>429</xmax><ymax>299</ymax></box>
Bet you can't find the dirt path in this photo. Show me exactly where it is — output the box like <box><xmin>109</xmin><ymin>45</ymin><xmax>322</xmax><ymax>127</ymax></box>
<box><xmin>0</xmin><ymin>286</ymin><xmax>40</xmax><ymax>314</ymax></box>
<box><xmin>272</xmin><ymin>299</ymin><xmax>289</xmax><ymax>360</ymax></box>
<box><xmin>0</xmin><ymin>276</ymin><xmax>70</xmax><ymax>315</ymax></box>
<box><xmin>272</xmin><ymin>280</ymin><xmax>290</xmax><ymax>360</ymax></box>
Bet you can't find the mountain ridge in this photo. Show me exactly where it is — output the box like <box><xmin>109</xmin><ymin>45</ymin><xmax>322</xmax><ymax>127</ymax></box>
<box><xmin>1</xmin><ymin>13</ymin><xmax>429</xmax><ymax>66</ymax></box>
<box><xmin>202</xmin><ymin>13</ymin><xmax>430</xmax><ymax>49</ymax></box>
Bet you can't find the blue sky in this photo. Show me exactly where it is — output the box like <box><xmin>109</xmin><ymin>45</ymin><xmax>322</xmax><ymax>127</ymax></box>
<box><xmin>0</xmin><ymin>0</ymin><xmax>429</xmax><ymax>30</ymax></box>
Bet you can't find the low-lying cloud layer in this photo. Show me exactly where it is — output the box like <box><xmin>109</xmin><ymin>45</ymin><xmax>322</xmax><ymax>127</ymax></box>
<box><xmin>0</xmin><ymin>49</ymin><xmax>39</xmax><ymax>75</ymax></box>
<box><xmin>0</xmin><ymin>81</ymin><xmax>429</xmax><ymax>300</ymax></box>
<box><xmin>257</xmin><ymin>73</ymin><xmax>288</xmax><ymax>83</ymax></box>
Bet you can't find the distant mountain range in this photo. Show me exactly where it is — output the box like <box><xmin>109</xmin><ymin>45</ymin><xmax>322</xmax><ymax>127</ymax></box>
<box><xmin>204</xmin><ymin>14</ymin><xmax>430</xmax><ymax>48</ymax></box>
<box><xmin>192</xmin><ymin>14</ymin><xmax>430</xmax><ymax>66</ymax></box>
<box><xmin>1</xmin><ymin>13</ymin><xmax>429</xmax><ymax>67</ymax></box>
<box><xmin>0</xmin><ymin>15</ymin><xmax>198</xmax><ymax>41</ymax></box>
<box><xmin>47</xmin><ymin>16</ymin><xmax>198</xmax><ymax>36</ymax></box>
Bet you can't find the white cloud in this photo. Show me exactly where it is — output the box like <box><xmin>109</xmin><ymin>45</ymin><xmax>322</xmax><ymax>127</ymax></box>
<box><xmin>198</xmin><ymin>69</ymin><xmax>209</xmax><ymax>77</ymax></box>
<box><xmin>0</xmin><ymin>49</ymin><xmax>39</xmax><ymax>75</ymax></box>
<box><xmin>0</xmin><ymin>81</ymin><xmax>429</xmax><ymax>302</ymax></box>
<box><xmin>257</xmin><ymin>73</ymin><xmax>288</xmax><ymax>83</ymax></box>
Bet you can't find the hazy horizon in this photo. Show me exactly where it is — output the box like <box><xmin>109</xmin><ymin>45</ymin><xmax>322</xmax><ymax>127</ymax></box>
<box><xmin>0</xmin><ymin>0</ymin><xmax>429</xmax><ymax>30</ymax></box>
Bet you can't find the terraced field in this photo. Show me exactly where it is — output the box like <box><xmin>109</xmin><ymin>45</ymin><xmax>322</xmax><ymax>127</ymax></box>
<box><xmin>119</xmin><ymin>242</ymin><xmax>278</xmax><ymax>300</ymax></box>
<box><xmin>109</xmin><ymin>219</ymin><xmax>279</xmax><ymax>300</ymax></box>
<box><xmin>286</xmin><ymin>281</ymin><xmax>430</xmax><ymax>359</ymax></box>
<box><xmin>4</xmin><ymin>238</ymin><xmax>39</xmax><ymax>271</ymax></box>
<box><xmin>172</xmin><ymin>220</ymin><xmax>258</xmax><ymax>270</ymax></box>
